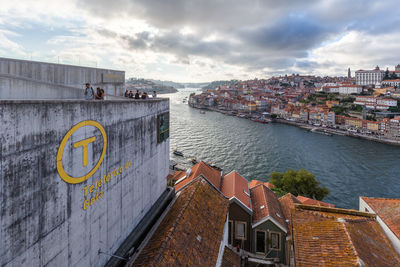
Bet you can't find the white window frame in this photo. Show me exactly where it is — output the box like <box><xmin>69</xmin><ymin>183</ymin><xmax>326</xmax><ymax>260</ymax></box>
<box><xmin>235</xmin><ymin>221</ymin><xmax>247</xmax><ymax>240</ymax></box>
<box><xmin>269</xmin><ymin>231</ymin><xmax>281</xmax><ymax>251</ymax></box>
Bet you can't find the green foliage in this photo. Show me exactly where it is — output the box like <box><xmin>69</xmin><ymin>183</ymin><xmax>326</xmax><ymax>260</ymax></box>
<box><xmin>350</xmin><ymin>104</ymin><xmax>363</xmax><ymax>112</ymax></box>
<box><xmin>330</xmin><ymin>106</ymin><xmax>347</xmax><ymax>115</ymax></box>
<box><xmin>340</xmin><ymin>96</ymin><xmax>356</xmax><ymax>103</ymax></box>
<box><xmin>269</xmin><ymin>169</ymin><xmax>330</xmax><ymax>200</ymax></box>
<box><xmin>366</xmin><ymin>115</ymin><xmax>376</xmax><ymax>121</ymax></box>
<box><xmin>326</xmin><ymin>93</ymin><xmax>339</xmax><ymax>100</ymax></box>
<box><xmin>389</xmin><ymin>102</ymin><xmax>400</xmax><ymax>112</ymax></box>
<box><xmin>270</xmin><ymin>114</ymin><xmax>278</xmax><ymax>119</ymax></box>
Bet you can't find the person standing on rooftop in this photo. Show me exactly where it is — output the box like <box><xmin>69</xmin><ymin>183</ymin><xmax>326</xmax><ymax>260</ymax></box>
<box><xmin>84</xmin><ymin>83</ymin><xmax>94</xmax><ymax>100</ymax></box>
<box><xmin>135</xmin><ymin>90</ymin><xmax>140</xmax><ymax>99</ymax></box>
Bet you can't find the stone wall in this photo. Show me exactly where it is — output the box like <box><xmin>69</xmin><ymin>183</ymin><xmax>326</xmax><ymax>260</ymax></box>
<box><xmin>0</xmin><ymin>98</ymin><xmax>169</xmax><ymax>266</ymax></box>
<box><xmin>0</xmin><ymin>57</ymin><xmax>125</xmax><ymax>99</ymax></box>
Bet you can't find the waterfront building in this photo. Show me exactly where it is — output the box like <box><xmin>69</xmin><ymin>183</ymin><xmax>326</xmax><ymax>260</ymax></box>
<box><xmin>356</xmin><ymin>66</ymin><xmax>385</xmax><ymax>86</ymax></box>
<box><xmin>366</xmin><ymin>121</ymin><xmax>380</xmax><ymax>132</ymax></box>
<box><xmin>389</xmin><ymin>117</ymin><xmax>400</xmax><ymax>136</ymax></box>
<box><xmin>359</xmin><ymin>197</ymin><xmax>400</xmax><ymax>255</ymax></box>
<box><xmin>250</xmin><ymin>184</ymin><xmax>287</xmax><ymax>264</ymax></box>
<box><xmin>292</xmin><ymin>205</ymin><xmax>400</xmax><ymax>266</ymax></box>
<box><xmin>345</xmin><ymin>117</ymin><xmax>363</xmax><ymax>128</ymax></box>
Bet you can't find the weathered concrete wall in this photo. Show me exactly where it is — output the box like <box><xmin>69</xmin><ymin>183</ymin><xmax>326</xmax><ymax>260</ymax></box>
<box><xmin>0</xmin><ymin>99</ymin><xmax>169</xmax><ymax>266</ymax></box>
<box><xmin>0</xmin><ymin>57</ymin><xmax>125</xmax><ymax>99</ymax></box>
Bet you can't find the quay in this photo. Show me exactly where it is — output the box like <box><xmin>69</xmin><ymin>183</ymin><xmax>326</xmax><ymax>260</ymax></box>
<box><xmin>189</xmin><ymin>104</ymin><xmax>400</xmax><ymax>146</ymax></box>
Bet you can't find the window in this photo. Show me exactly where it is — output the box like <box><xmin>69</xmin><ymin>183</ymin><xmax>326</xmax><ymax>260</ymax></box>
<box><xmin>157</xmin><ymin>112</ymin><xmax>169</xmax><ymax>143</ymax></box>
<box><xmin>235</xmin><ymin>221</ymin><xmax>246</xmax><ymax>240</ymax></box>
<box><xmin>256</xmin><ymin>231</ymin><xmax>266</xmax><ymax>253</ymax></box>
<box><xmin>228</xmin><ymin>221</ymin><xmax>233</xmax><ymax>245</ymax></box>
<box><xmin>269</xmin><ymin>232</ymin><xmax>281</xmax><ymax>251</ymax></box>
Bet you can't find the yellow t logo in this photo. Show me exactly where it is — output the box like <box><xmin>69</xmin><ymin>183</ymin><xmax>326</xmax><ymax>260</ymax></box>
<box><xmin>73</xmin><ymin>136</ymin><xmax>97</xmax><ymax>167</ymax></box>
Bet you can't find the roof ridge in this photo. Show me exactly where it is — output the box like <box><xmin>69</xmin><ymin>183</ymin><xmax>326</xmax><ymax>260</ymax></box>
<box><xmin>341</xmin><ymin>221</ymin><xmax>361</xmax><ymax>266</ymax></box>
<box><xmin>261</xmin><ymin>185</ymin><xmax>271</xmax><ymax>218</ymax></box>
<box><xmin>153</xmin><ymin>178</ymin><xmax>202</xmax><ymax>266</ymax></box>
<box><xmin>295</xmin><ymin>204</ymin><xmax>376</xmax><ymax>218</ymax></box>
<box><xmin>361</xmin><ymin>196</ymin><xmax>400</xmax><ymax>201</ymax></box>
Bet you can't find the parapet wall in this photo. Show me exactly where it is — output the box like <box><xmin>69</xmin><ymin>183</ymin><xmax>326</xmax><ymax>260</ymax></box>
<box><xmin>0</xmin><ymin>99</ymin><xmax>169</xmax><ymax>266</ymax></box>
<box><xmin>0</xmin><ymin>57</ymin><xmax>125</xmax><ymax>99</ymax></box>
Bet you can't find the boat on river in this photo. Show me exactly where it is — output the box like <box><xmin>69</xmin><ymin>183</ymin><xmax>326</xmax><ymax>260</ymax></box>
<box><xmin>173</xmin><ymin>150</ymin><xmax>184</xmax><ymax>157</ymax></box>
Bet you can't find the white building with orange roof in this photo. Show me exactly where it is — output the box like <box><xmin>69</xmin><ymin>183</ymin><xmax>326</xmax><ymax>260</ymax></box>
<box><xmin>359</xmin><ymin>197</ymin><xmax>400</xmax><ymax>254</ymax></box>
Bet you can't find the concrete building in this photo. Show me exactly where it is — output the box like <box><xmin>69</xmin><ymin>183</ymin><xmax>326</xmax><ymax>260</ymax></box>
<box><xmin>0</xmin><ymin>57</ymin><xmax>125</xmax><ymax>99</ymax></box>
<box><xmin>356</xmin><ymin>66</ymin><xmax>385</xmax><ymax>86</ymax></box>
<box><xmin>0</xmin><ymin>98</ymin><xmax>170</xmax><ymax>265</ymax></box>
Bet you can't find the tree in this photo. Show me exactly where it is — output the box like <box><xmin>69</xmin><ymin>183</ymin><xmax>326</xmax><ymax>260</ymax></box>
<box><xmin>269</xmin><ymin>169</ymin><xmax>329</xmax><ymax>200</ymax></box>
<box><xmin>270</xmin><ymin>114</ymin><xmax>278</xmax><ymax>119</ymax></box>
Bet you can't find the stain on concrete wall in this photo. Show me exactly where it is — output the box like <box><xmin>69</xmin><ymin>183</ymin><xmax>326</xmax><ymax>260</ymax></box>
<box><xmin>0</xmin><ymin>57</ymin><xmax>125</xmax><ymax>99</ymax></box>
<box><xmin>0</xmin><ymin>98</ymin><xmax>169</xmax><ymax>266</ymax></box>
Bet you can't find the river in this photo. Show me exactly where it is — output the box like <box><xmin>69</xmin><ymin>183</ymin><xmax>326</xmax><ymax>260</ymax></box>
<box><xmin>165</xmin><ymin>89</ymin><xmax>400</xmax><ymax>209</ymax></box>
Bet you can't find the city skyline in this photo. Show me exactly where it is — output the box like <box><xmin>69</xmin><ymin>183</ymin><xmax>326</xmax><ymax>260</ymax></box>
<box><xmin>1</xmin><ymin>0</ymin><xmax>399</xmax><ymax>82</ymax></box>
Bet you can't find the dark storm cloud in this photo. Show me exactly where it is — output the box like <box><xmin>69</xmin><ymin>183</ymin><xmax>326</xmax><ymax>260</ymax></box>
<box><xmin>85</xmin><ymin>0</ymin><xmax>400</xmax><ymax>73</ymax></box>
<box><xmin>240</xmin><ymin>16</ymin><xmax>333</xmax><ymax>51</ymax></box>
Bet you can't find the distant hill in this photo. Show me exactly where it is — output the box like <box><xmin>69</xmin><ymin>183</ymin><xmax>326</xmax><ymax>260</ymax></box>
<box><xmin>201</xmin><ymin>80</ymin><xmax>240</xmax><ymax>91</ymax></box>
<box><xmin>149</xmin><ymin>79</ymin><xmax>210</xmax><ymax>89</ymax></box>
<box><xmin>126</xmin><ymin>78</ymin><xmax>178</xmax><ymax>94</ymax></box>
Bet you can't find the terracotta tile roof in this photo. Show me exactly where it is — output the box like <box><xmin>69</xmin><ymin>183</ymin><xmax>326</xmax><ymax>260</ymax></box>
<box><xmin>174</xmin><ymin>161</ymin><xmax>222</xmax><ymax>192</ymax></box>
<box><xmin>361</xmin><ymin>197</ymin><xmax>400</xmax><ymax>240</ymax></box>
<box><xmin>221</xmin><ymin>171</ymin><xmax>251</xmax><ymax>209</ymax></box>
<box><xmin>221</xmin><ymin>246</ymin><xmax>241</xmax><ymax>267</ymax></box>
<box><xmin>279</xmin><ymin>193</ymin><xmax>301</xmax><ymax>234</ymax></box>
<box><xmin>132</xmin><ymin>177</ymin><xmax>229</xmax><ymax>267</ymax></box>
<box><xmin>172</xmin><ymin>170</ymin><xmax>185</xmax><ymax>181</ymax></box>
<box><xmin>297</xmin><ymin>195</ymin><xmax>335</xmax><ymax>208</ymax></box>
<box><xmin>292</xmin><ymin>205</ymin><xmax>400</xmax><ymax>267</ymax></box>
<box><xmin>248</xmin><ymin>180</ymin><xmax>263</xmax><ymax>188</ymax></box>
<box><xmin>248</xmin><ymin>179</ymin><xmax>275</xmax><ymax>189</ymax></box>
<box><xmin>250</xmin><ymin>184</ymin><xmax>287</xmax><ymax>231</ymax></box>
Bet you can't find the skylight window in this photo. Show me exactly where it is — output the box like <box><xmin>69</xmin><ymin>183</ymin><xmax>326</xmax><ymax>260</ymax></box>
<box><xmin>260</xmin><ymin>205</ymin><xmax>265</xmax><ymax>210</ymax></box>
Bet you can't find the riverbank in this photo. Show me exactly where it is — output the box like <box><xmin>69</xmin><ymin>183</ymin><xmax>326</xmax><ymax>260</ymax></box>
<box><xmin>190</xmin><ymin>104</ymin><xmax>400</xmax><ymax>146</ymax></box>
<box><xmin>275</xmin><ymin>119</ymin><xmax>400</xmax><ymax>146</ymax></box>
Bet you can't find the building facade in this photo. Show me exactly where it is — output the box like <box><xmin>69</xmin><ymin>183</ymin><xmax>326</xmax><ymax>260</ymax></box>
<box><xmin>356</xmin><ymin>66</ymin><xmax>385</xmax><ymax>86</ymax></box>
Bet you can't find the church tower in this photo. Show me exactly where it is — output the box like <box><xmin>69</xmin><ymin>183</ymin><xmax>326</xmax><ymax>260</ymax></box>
<box><xmin>348</xmin><ymin>67</ymin><xmax>351</xmax><ymax>78</ymax></box>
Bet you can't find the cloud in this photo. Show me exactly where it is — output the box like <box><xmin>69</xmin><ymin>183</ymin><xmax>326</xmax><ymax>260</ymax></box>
<box><xmin>0</xmin><ymin>0</ymin><xmax>399</xmax><ymax>81</ymax></box>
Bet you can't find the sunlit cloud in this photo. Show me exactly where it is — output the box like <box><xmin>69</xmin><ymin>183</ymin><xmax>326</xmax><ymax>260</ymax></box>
<box><xmin>0</xmin><ymin>0</ymin><xmax>399</xmax><ymax>82</ymax></box>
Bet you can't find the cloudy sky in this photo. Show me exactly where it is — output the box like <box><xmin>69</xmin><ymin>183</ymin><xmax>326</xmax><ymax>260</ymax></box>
<box><xmin>1</xmin><ymin>0</ymin><xmax>399</xmax><ymax>82</ymax></box>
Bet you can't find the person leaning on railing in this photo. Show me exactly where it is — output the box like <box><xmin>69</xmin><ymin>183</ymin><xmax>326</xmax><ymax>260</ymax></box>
<box><xmin>84</xmin><ymin>83</ymin><xmax>94</xmax><ymax>100</ymax></box>
<box><xmin>95</xmin><ymin>87</ymin><xmax>105</xmax><ymax>100</ymax></box>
